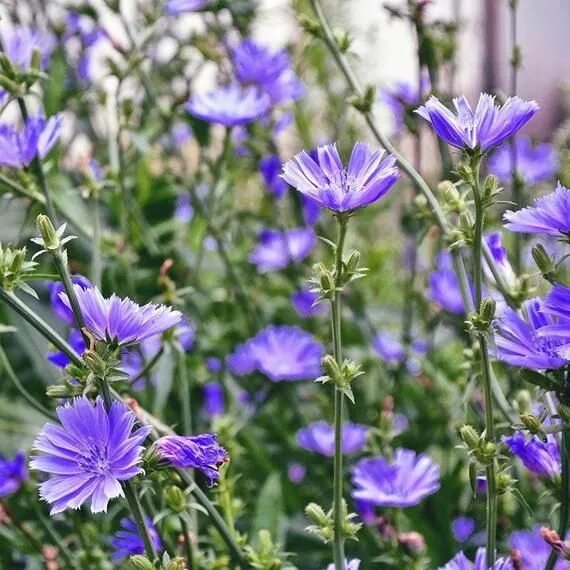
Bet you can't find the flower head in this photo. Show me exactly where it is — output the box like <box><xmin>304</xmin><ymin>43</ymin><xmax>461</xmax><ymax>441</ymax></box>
<box><xmin>504</xmin><ymin>183</ymin><xmax>570</xmax><ymax>237</ymax></box>
<box><xmin>60</xmin><ymin>285</ymin><xmax>182</xmax><ymax>346</ymax></box>
<box><xmin>30</xmin><ymin>396</ymin><xmax>151</xmax><ymax>514</ymax></box>
<box><xmin>325</xmin><ymin>560</ymin><xmax>361</xmax><ymax>570</ymax></box>
<box><xmin>452</xmin><ymin>516</ymin><xmax>475</xmax><ymax>542</ymax></box>
<box><xmin>0</xmin><ymin>114</ymin><xmax>62</xmax><ymax>168</ymax></box>
<box><xmin>503</xmin><ymin>431</ymin><xmax>560</xmax><ymax>479</ymax></box>
<box><xmin>203</xmin><ymin>383</ymin><xmax>225</xmax><ymax>419</ymax></box>
<box><xmin>250</xmin><ymin>227</ymin><xmax>316</xmax><ymax>273</ymax></box>
<box><xmin>439</xmin><ymin>549</ymin><xmax>513</xmax><ymax>569</ymax></box>
<box><xmin>228</xmin><ymin>325</ymin><xmax>324</xmax><ymax>382</ymax></box>
<box><xmin>291</xmin><ymin>287</ymin><xmax>325</xmax><ymax>318</ymax></box>
<box><xmin>47</xmin><ymin>329</ymin><xmax>86</xmax><ymax>368</ymax></box>
<box><xmin>288</xmin><ymin>463</ymin><xmax>306</xmax><ymax>484</ymax></box>
<box><xmin>49</xmin><ymin>275</ymin><xmax>92</xmax><ymax>325</ymax></box>
<box><xmin>111</xmin><ymin>517</ymin><xmax>163</xmax><ymax>562</ymax></box>
<box><xmin>351</xmin><ymin>448</ymin><xmax>440</xmax><ymax>508</ymax></box>
<box><xmin>296</xmin><ymin>421</ymin><xmax>369</xmax><ymax>456</ymax></box>
<box><xmin>383</xmin><ymin>75</ymin><xmax>430</xmax><ymax>133</ymax></box>
<box><xmin>484</xmin><ymin>232</ymin><xmax>516</xmax><ymax>289</ymax></box>
<box><xmin>165</xmin><ymin>0</ymin><xmax>211</xmax><ymax>14</ymax></box>
<box><xmin>232</xmin><ymin>40</ymin><xmax>303</xmax><ymax>105</ymax></box>
<box><xmin>509</xmin><ymin>525</ymin><xmax>568</xmax><ymax>569</ymax></box>
<box><xmin>0</xmin><ymin>452</ymin><xmax>27</xmax><ymax>497</ymax></box>
<box><xmin>282</xmin><ymin>142</ymin><xmax>399</xmax><ymax>213</ymax></box>
<box><xmin>260</xmin><ymin>155</ymin><xmax>289</xmax><ymax>199</ymax></box>
<box><xmin>373</xmin><ymin>331</ymin><xmax>405</xmax><ymax>364</ymax></box>
<box><xmin>416</xmin><ymin>93</ymin><xmax>538</xmax><ymax>152</ymax></box>
<box><xmin>2</xmin><ymin>26</ymin><xmax>56</xmax><ymax>71</ymax></box>
<box><xmin>488</xmin><ymin>137</ymin><xmax>558</xmax><ymax>185</ymax></box>
<box><xmin>493</xmin><ymin>298</ymin><xmax>568</xmax><ymax>370</ymax></box>
<box><xmin>428</xmin><ymin>251</ymin><xmax>467</xmax><ymax>315</ymax></box>
<box><xmin>185</xmin><ymin>84</ymin><xmax>271</xmax><ymax>127</ymax></box>
<box><xmin>154</xmin><ymin>434</ymin><xmax>228</xmax><ymax>485</ymax></box>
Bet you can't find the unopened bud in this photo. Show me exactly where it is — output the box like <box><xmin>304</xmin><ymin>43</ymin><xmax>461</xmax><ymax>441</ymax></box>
<box><xmin>129</xmin><ymin>555</ymin><xmax>154</xmax><ymax>570</ymax></box>
<box><xmin>520</xmin><ymin>413</ymin><xmax>542</xmax><ymax>434</ymax></box>
<box><xmin>319</xmin><ymin>270</ymin><xmax>335</xmax><ymax>297</ymax></box>
<box><xmin>36</xmin><ymin>214</ymin><xmax>59</xmax><ymax>251</ymax></box>
<box><xmin>460</xmin><ymin>425</ymin><xmax>480</xmax><ymax>450</ymax></box>
<box><xmin>322</xmin><ymin>354</ymin><xmax>343</xmax><ymax>385</ymax></box>
<box><xmin>305</xmin><ymin>502</ymin><xmax>329</xmax><ymax>526</ymax></box>
<box><xmin>83</xmin><ymin>350</ymin><xmax>107</xmax><ymax>375</ymax></box>
<box><xmin>165</xmin><ymin>485</ymin><xmax>186</xmax><ymax>513</ymax></box>
<box><xmin>47</xmin><ymin>385</ymin><xmax>72</xmax><ymax>398</ymax></box>
<box><xmin>532</xmin><ymin>244</ymin><xmax>557</xmax><ymax>282</ymax></box>
<box><xmin>298</xmin><ymin>15</ymin><xmax>322</xmax><ymax>37</ymax></box>
<box><xmin>497</xmin><ymin>472</ymin><xmax>514</xmax><ymax>494</ymax></box>
<box><xmin>345</xmin><ymin>250</ymin><xmax>360</xmax><ymax>275</ymax></box>
<box><xmin>165</xmin><ymin>558</ymin><xmax>186</xmax><ymax>570</ymax></box>
<box><xmin>480</xmin><ymin>297</ymin><xmax>496</xmax><ymax>323</ymax></box>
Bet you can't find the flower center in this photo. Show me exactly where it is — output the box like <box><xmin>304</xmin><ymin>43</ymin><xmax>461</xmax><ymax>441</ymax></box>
<box><xmin>78</xmin><ymin>440</ymin><xmax>110</xmax><ymax>475</ymax></box>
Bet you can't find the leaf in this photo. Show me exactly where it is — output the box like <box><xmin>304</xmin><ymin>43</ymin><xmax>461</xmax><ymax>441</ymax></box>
<box><xmin>251</xmin><ymin>472</ymin><xmax>285</xmax><ymax>546</ymax></box>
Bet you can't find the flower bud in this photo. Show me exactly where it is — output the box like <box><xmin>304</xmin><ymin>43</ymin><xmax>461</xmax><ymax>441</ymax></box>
<box><xmin>305</xmin><ymin>502</ymin><xmax>329</xmax><ymax>526</ymax></box>
<box><xmin>165</xmin><ymin>485</ymin><xmax>186</xmax><ymax>513</ymax></box>
<box><xmin>318</xmin><ymin>269</ymin><xmax>335</xmax><ymax>298</ymax></box>
<box><xmin>532</xmin><ymin>244</ymin><xmax>558</xmax><ymax>283</ymax></box>
<box><xmin>36</xmin><ymin>214</ymin><xmax>59</xmax><ymax>251</ymax></box>
<box><xmin>480</xmin><ymin>297</ymin><xmax>496</xmax><ymax>324</ymax></box>
<box><xmin>321</xmin><ymin>354</ymin><xmax>343</xmax><ymax>386</ymax></box>
<box><xmin>165</xmin><ymin>558</ymin><xmax>186</xmax><ymax>570</ymax></box>
<box><xmin>520</xmin><ymin>413</ymin><xmax>542</xmax><ymax>435</ymax></box>
<box><xmin>344</xmin><ymin>250</ymin><xmax>361</xmax><ymax>275</ymax></box>
<box><xmin>459</xmin><ymin>425</ymin><xmax>480</xmax><ymax>450</ymax></box>
<box><xmin>47</xmin><ymin>385</ymin><xmax>72</xmax><ymax>398</ymax></box>
<box><xmin>83</xmin><ymin>350</ymin><xmax>107</xmax><ymax>376</ymax></box>
<box><xmin>129</xmin><ymin>555</ymin><xmax>154</xmax><ymax>570</ymax></box>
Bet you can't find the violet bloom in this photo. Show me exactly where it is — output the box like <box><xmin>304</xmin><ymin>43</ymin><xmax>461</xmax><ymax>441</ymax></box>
<box><xmin>47</xmin><ymin>329</ymin><xmax>86</xmax><ymax>368</ymax></box>
<box><xmin>537</xmin><ymin>284</ymin><xmax>570</xmax><ymax>357</ymax></box>
<box><xmin>373</xmin><ymin>331</ymin><xmax>405</xmax><ymax>365</ymax></box>
<box><xmin>260</xmin><ymin>155</ymin><xmax>289</xmax><ymax>199</ymax></box>
<box><xmin>452</xmin><ymin>516</ymin><xmax>475</xmax><ymax>542</ymax></box>
<box><xmin>504</xmin><ymin>183</ymin><xmax>570</xmax><ymax>238</ymax></box>
<box><xmin>488</xmin><ymin>137</ymin><xmax>558</xmax><ymax>185</ymax></box>
<box><xmin>228</xmin><ymin>325</ymin><xmax>324</xmax><ymax>382</ymax></box>
<box><xmin>439</xmin><ymin>549</ymin><xmax>513</xmax><ymax>570</ymax></box>
<box><xmin>0</xmin><ymin>114</ymin><xmax>63</xmax><ymax>168</ymax></box>
<box><xmin>383</xmin><ymin>75</ymin><xmax>430</xmax><ymax>133</ymax></box>
<box><xmin>49</xmin><ymin>275</ymin><xmax>92</xmax><ymax>324</ymax></box>
<box><xmin>250</xmin><ymin>227</ymin><xmax>316</xmax><ymax>273</ymax></box>
<box><xmin>351</xmin><ymin>448</ymin><xmax>440</xmax><ymax>508</ymax></box>
<box><xmin>111</xmin><ymin>517</ymin><xmax>163</xmax><ymax>562</ymax></box>
<box><xmin>186</xmin><ymin>84</ymin><xmax>271</xmax><ymax>127</ymax></box>
<box><xmin>494</xmin><ymin>298</ymin><xmax>568</xmax><ymax>370</ymax></box>
<box><xmin>232</xmin><ymin>40</ymin><xmax>303</xmax><ymax>105</ymax></box>
<box><xmin>174</xmin><ymin>193</ymin><xmax>194</xmax><ymax>223</ymax></box>
<box><xmin>288</xmin><ymin>462</ymin><xmax>306</xmax><ymax>484</ymax></box>
<box><xmin>283</xmin><ymin>142</ymin><xmax>399</xmax><ymax>213</ymax></box>
<box><xmin>203</xmin><ymin>383</ymin><xmax>225</xmax><ymax>419</ymax></box>
<box><xmin>503</xmin><ymin>432</ymin><xmax>560</xmax><ymax>480</ymax></box>
<box><xmin>60</xmin><ymin>285</ymin><xmax>182</xmax><ymax>346</ymax></box>
<box><xmin>296</xmin><ymin>421</ymin><xmax>369</xmax><ymax>456</ymax></box>
<box><xmin>302</xmin><ymin>194</ymin><xmax>322</xmax><ymax>225</ymax></box>
<box><xmin>428</xmin><ymin>251</ymin><xmax>466</xmax><ymax>315</ymax></box>
<box><xmin>2</xmin><ymin>26</ymin><xmax>55</xmax><ymax>71</ymax></box>
<box><xmin>165</xmin><ymin>0</ymin><xmax>210</xmax><ymax>14</ymax></box>
<box><xmin>206</xmin><ymin>357</ymin><xmax>222</xmax><ymax>373</ymax></box>
<box><xmin>326</xmin><ymin>560</ymin><xmax>361</xmax><ymax>570</ymax></box>
<box><xmin>154</xmin><ymin>434</ymin><xmax>228</xmax><ymax>485</ymax></box>
<box><xmin>30</xmin><ymin>397</ymin><xmax>151</xmax><ymax>514</ymax></box>
<box><xmin>0</xmin><ymin>452</ymin><xmax>27</xmax><ymax>497</ymax></box>
<box><xmin>291</xmin><ymin>287</ymin><xmax>326</xmax><ymax>318</ymax></box>
<box><xmin>416</xmin><ymin>93</ymin><xmax>539</xmax><ymax>152</ymax></box>
<box><xmin>509</xmin><ymin>525</ymin><xmax>569</xmax><ymax>569</ymax></box>
<box><xmin>484</xmin><ymin>232</ymin><xmax>516</xmax><ymax>289</ymax></box>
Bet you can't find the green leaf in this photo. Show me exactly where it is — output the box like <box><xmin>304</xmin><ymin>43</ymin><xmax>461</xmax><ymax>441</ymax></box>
<box><xmin>251</xmin><ymin>472</ymin><xmax>285</xmax><ymax>546</ymax></box>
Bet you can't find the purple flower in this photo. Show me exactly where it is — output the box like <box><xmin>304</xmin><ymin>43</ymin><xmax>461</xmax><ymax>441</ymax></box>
<box><xmin>291</xmin><ymin>287</ymin><xmax>325</xmax><ymax>318</ymax></box>
<box><xmin>47</xmin><ymin>329</ymin><xmax>87</xmax><ymax>368</ymax></box>
<box><xmin>416</xmin><ymin>93</ymin><xmax>539</xmax><ymax>152</ymax></box>
<box><xmin>168</xmin><ymin>123</ymin><xmax>193</xmax><ymax>148</ymax></box>
<box><xmin>494</xmin><ymin>298</ymin><xmax>568</xmax><ymax>370</ymax></box>
<box><xmin>503</xmin><ymin>432</ymin><xmax>560</xmax><ymax>479</ymax></box>
<box><xmin>452</xmin><ymin>516</ymin><xmax>475</xmax><ymax>542</ymax></box>
<box><xmin>0</xmin><ymin>452</ymin><xmax>27</xmax><ymax>497</ymax></box>
<box><xmin>373</xmin><ymin>331</ymin><xmax>405</xmax><ymax>364</ymax></box>
<box><xmin>351</xmin><ymin>448</ymin><xmax>440</xmax><ymax>508</ymax></box>
<box><xmin>30</xmin><ymin>397</ymin><xmax>151</xmax><ymax>514</ymax></box>
<box><xmin>165</xmin><ymin>0</ymin><xmax>210</xmax><ymax>14</ymax></box>
<box><xmin>250</xmin><ymin>227</ymin><xmax>316</xmax><ymax>272</ymax></box>
<box><xmin>2</xmin><ymin>26</ymin><xmax>56</xmax><ymax>71</ymax></box>
<box><xmin>228</xmin><ymin>325</ymin><xmax>324</xmax><ymax>382</ymax></box>
<box><xmin>60</xmin><ymin>285</ymin><xmax>182</xmax><ymax>346</ymax></box>
<box><xmin>203</xmin><ymin>383</ymin><xmax>224</xmax><ymax>419</ymax></box>
<box><xmin>439</xmin><ymin>549</ymin><xmax>513</xmax><ymax>569</ymax></box>
<box><xmin>535</xmin><ymin>284</ymin><xmax>570</xmax><ymax>358</ymax></box>
<box><xmin>154</xmin><ymin>434</ymin><xmax>228</xmax><ymax>485</ymax></box>
<box><xmin>428</xmin><ymin>251</ymin><xmax>466</xmax><ymax>315</ymax></box>
<box><xmin>260</xmin><ymin>155</ymin><xmax>289</xmax><ymax>199</ymax></box>
<box><xmin>49</xmin><ymin>275</ymin><xmax>92</xmax><ymax>325</ymax></box>
<box><xmin>504</xmin><ymin>183</ymin><xmax>570</xmax><ymax>237</ymax></box>
<box><xmin>484</xmin><ymin>232</ymin><xmax>516</xmax><ymax>289</ymax></box>
<box><xmin>186</xmin><ymin>84</ymin><xmax>271</xmax><ymax>127</ymax></box>
<box><xmin>488</xmin><ymin>137</ymin><xmax>558</xmax><ymax>185</ymax></box>
<box><xmin>111</xmin><ymin>517</ymin><xmax>163</xmax><ymax>562</ymax></box>
<box><xmin>282</xmin><ymin>142</ymin><xmax>399</xmax><ymax>213</ymax></box>
<box><xmin>174</xmin><ymin>193</ymin><xmax>194</xmax><ymax>224</ymax></box>
<box><xmin>288</xmin><ymin>463</ymin><xmax>306</xmax><ymax>484</ymax></box>
<box><xmin>326</xmin><ymin>561</ymin><xmax>361</xmax><ymax>570</ymax></box>
<box><xmin>0</xmin><ymin>114</ymin><xmax>63</xmax><ymax>168</ymax></box>
<box><xmin>302</xmin><ymin>194</ymin><xmax>322</xmax><ymax>225</ymax></box>
<box><xmin>296</xmin><ymin>421</ymin><xmax>369</xmax><ymax>456</ymax></box>
<box><xmin>509</xmin><ymin>525</ymin><xmax>569</xmax><ymax>569</ymax></box>
<box><xmin>232</xmin><ymin>40</ymin><xmax>303</xmax><ymax>105</ymax></box>
<box><xmin>383</xmin><ymin>75</ymin><xmax>430</xmax><ymax>133</ymax></box>
<box><xmin>206</xmin><ymin>357</ymin><xmax>222</xmax><ymax>373</ymax></box>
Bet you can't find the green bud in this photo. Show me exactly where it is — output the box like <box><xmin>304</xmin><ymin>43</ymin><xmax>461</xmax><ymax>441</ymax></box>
<box><xmin>558</xmin><ymin>404</ymin><xmax>570</xmax><ymax>422</ymax></box>
<box><xmin>47</xmin><ymin>385</ymin><xmax>72</xmax><ymax>399</ymax></box>
<box><xmin>456</xmin><ymin>162</ymin><xmax>473</xmax><ymax>184</ymax></box>
<box><xmin>321</xmin><ymin>354</ymin><xmax>343</xmax><ymax>385</ymax></box>
<box><xmin>0</xmin><ymin>54</ymin><xmax>15</xmax><ymax>78</ymax></box>
<box><xmin>350</xmin><ymin>84</ymin><xmax>375</xmax><ymax>113</ymax></box>
<box><xmin>83</xmin><ymin>350</ymin><xmax>107</xmax><ymax>376</ymax></box>
<box><xmin>344</xmin><ymin>250</ymin><xmax>360</xmax><ymax>275</ymax></box>
<box><xmin>532</xmin><ymin>244</ymin><xmax>558</xmax><ymax>283</ymax></box>
<box><xmin>520</xmin><ymin>413</ymin><xmax>542</xmax><ymax>434</ymax></box>
<box><xmin>165</xmin><ymin>485</ymin><xmax>186</xmax><ymax>513</ymax></box>
<box><xmin>129</xmin><ymin>555</ymin><xmax>154</xmax><ymax>570</ymax></box>
<box><xmin>305</xmin><ymin>502</ymin><xmax>329</xmax><ymax>526</ymax></box>
<box><xmin>459</xmin><ymin>424</ymin><xmax>481</xmax><ymax>450</ymax></box>
<box><xmin>497</xmin><ymin>472</ymin><xmax>515</xmax><ymax>494</ymax></box>
<box><xmin>480</xmin><ymin>297</ymin><xmax>496</xmax><ymax>324</ymax></box>
<box><xmin>30</xmin><ymin>49</ymin><xmax>42</xmax><ymax>74</ymax></box>
<box><xmin>334</xmin><ymin>29</ymin><xmax>352</xmax><ymax>53</ymax></box>
<box><xmin>0</xmin><ymin>74</ymin><xmax>22</xmax><ymax>94</ymax></box>
<box><xmin>36</xmin><ymin>214</ymin><xmax>60</xmax><ymax>251</ymax></box>
<box><xmin>319</xmin><ymin>269</ymin><xmax>335</xmax><ymax>298</ymax></box>
<box><xmin>515</xmin><ymin>390</ymin><xmax>532</xmax><ymax>414</ymax></box>
<box><xmin>165</xmin><ymin>558</ymin><xmax>186</xmax><ymax>570</ymax></box>
<box><xmin>298</xmin><ymin>15</ymin><xmax>322</xmax><ymax>38</ymax></box>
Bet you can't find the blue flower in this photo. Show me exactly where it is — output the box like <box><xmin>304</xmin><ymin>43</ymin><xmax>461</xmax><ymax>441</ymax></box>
<box><xmin>509</xmin><ymin>525</ymin><xmax>569</xmax><ymax>569</ymax></box>
<box><xmin>47</xmin><ymin>329</ymin><xmax>86</xmax><ymax>368</ymax></box>
<box><xmin>30</xmin><ymin>397</ymin><xmax>151</xmax><ymax>514</ymax></box>
<box><xmin>428</xmin><ymin>251</ymin><xmax>467</xmax><ymax>315</ymax></box>
<box><xmin>504</xmin><ymin>183</ymin><xmax>570</xmax><ymax>237</ymax></box>
<box><xmin>452</xmin><ymin>516</ymin><xmax>475</xmax><ymax>542</ymax></box>
<box><xmin>383</xmin><ymin>75</ymin><xmax>430</xmax><ymax>133</ymax></box>
<box><xmin>503</xmin><ymin>431</ymin><xmax>560</xmax><ymax>480</ymax></box>
<box><xmin>1</xmin><ymin>26</ymin><xmax>56</xmax><ymax>71</ymax></box>
<box><xmin>0</xmin><ymin>452</ymin><xmax>27</xmax><ymax>497</ymax></box>
<box><xmin>494</xmin><ymin>298</ymin><xmax>568</xmax><ymax>370</ymax></box>
<box><xmin>111</xmin><ymin>517</ymin><xmax>163</xmax><ymax>562</ymax></box>
<box><xmin>203</xmin><ymin>383</ymin><xmax>224</xmax><ymax>419</ymax></box>
<box><xmin>282</xmin><ymin>142</ymin><xmax>399</xmax><ymax>213</ymax></box>
<box><xmin>291</xmin><ymin>287</ymin><xmax>325</xmax><ymax>318</ymax></box>
<box><xmin>154</xmin><ymin>434</ymin><xmax>228</xmax><ymax>485</ymax></box>
<box><xmin>250</xmin><ymin>227</ymin><xmax>316</xmax><ymax>273</ymax></box>
<box><xmin>49</xmin><ymin>275</ymin><xmax>92</xmax><ymax>325</ymax></box>
<box><xmin>185</xmin><ymin>84</ymin><xmax>271</xmax><ymax>127</ymax></box>
<box><xmin>260</xmin><ymin>155</ymin><xmax>289</xmax><ymax>199</ymax></box>
<box><xmin>296</xmin><ymin>421</ymin><xmax>369</xmax><ymax>456</ymax></box>
<box><xmin>488</xmin><ymin>137</ymin><xmax>558</xmax><ymax>185</ymax></box>
<box><xmin>439</xmin><ymin>548</ymin><xmax>513</xmax><ymax>569</ymax></box>
<box><xmin>228</xmin><ymin>325</ymin><xmax>324</xmax><ymax>382</ymax></box>
<box><xmin>165</xmin><ymin>0</ymin><xmax>211</xmax><ymax>14</ymax></box>
<box><xmin>373</xmin><ymin>331</ymin><xmax>405</xmax><ymax>364</ymax></box>
<box><xmin>351</xmin><ymin>448</ymin><xmax>440</xmax><ymax>508</ymax></box>
<box><xmin>416</xmin><ymin>93</ymin><xmax>538</xmax><ymax>152</ymax></box>
<box><xmin>325</xmin><ymin>560</ymin><xmax>361</xmax><ymax>570</ymax></box>
<box><xmin>206</xmin><ymin>357</ymin><xmax>222</xmax><ymax>373</ymax></box>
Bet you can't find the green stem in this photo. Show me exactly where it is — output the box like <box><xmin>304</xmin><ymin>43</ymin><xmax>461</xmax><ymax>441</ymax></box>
<box><xmin>176</xmin><ymin>345</ymin><xmax>192</xmax><ymax>434</ymax></box>
<box><xmin>331</xmin><ymin>215</ymin><xmax>348</xmax><ymax>570</ymax></box>
<box><xmin>471</xmin><ymin>158</ymin><xmax>498</xmax><ymax>569</ymax></box>
<box><xmin>180</xmin><ymin>515</ymin><xmax>194</xmax><ymax>570</ymax></box>
<box><xmin>123</xmin><ymin>480</ymin><xmax>158</xmax><ymax>561</ymax></box>
<box><xmin>0</xmin><ymin>344</ymin><xmax>56</xmax><ymax>421</ymax></box>
<box><xmin>546</xmin><ymin>429</ymin><xmax>570</xmax><ymax>570</ymax></box>
<box><xmin>92</xmin><ymin>190</ymin><xmax>102</xmax><ymax>288</ymax></box>
<box><xmin>52</xmin><ymin>251</ymin><xmax>86</xmax><ymax>335</ymax></box>
<box><xmin>131</xmin><ymin>346</ymin><xmax>164</xmax><ymax>386</ymax></box>
<box><xmin>0</xmin><ymin>289</ymin><xmax>83</xmax><ymax>367</ymax></box>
